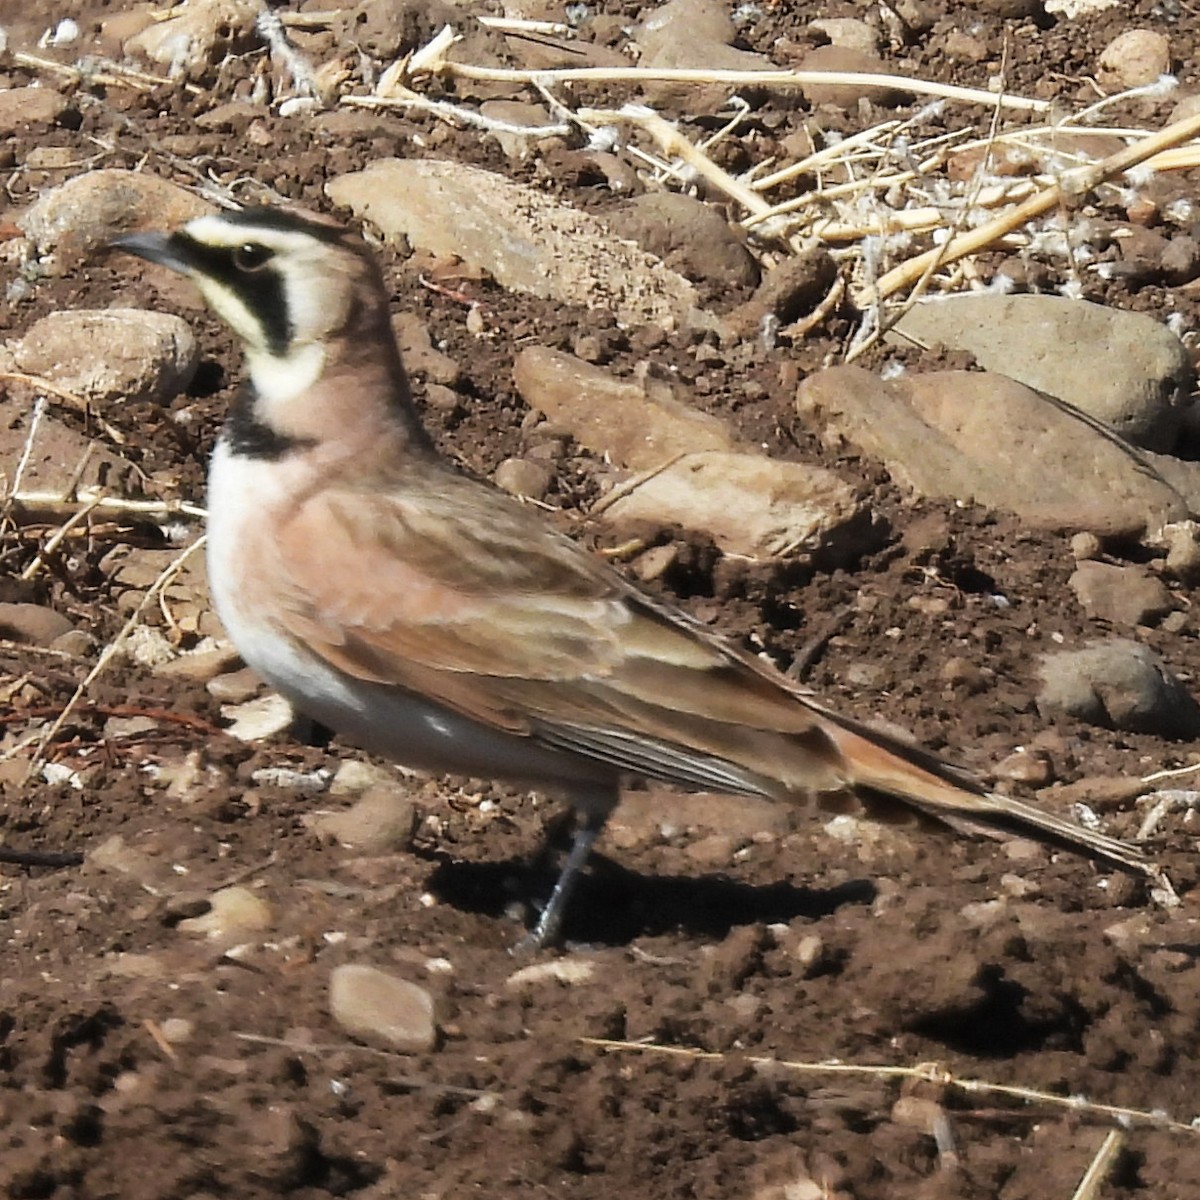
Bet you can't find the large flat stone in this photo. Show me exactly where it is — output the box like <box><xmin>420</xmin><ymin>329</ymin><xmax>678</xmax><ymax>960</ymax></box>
<box><xmin>796</xmin><ymin>366</ymin><xmax>1189</xmax><ymax>536</ymax></box>
<box><xmin>327</xmin><ymin>159</ymin><xmax>698</xmax><ymax>328</ymax></box>
<box><xmin>889</xmin><ymin>294</ymin><xmax>1192</xmax><ymax>452</ymax></box>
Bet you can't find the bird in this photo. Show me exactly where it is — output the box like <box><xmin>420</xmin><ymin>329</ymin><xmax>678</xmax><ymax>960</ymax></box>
<box><xmin>114</xmin><ymin>205</ymin><xmax>1156</xmax><ymax>949</ymax></box>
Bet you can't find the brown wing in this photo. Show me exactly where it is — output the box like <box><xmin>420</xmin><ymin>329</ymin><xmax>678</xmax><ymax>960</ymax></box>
<box><xmin>272</xmin><ymin>477</ymin><xmax>1152</xmax><ymax>875</ymax></box>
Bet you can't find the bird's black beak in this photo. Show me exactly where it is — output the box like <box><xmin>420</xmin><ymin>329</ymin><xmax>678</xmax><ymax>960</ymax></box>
<box><xmin>110</xmin><ymin>231</ymin><xmax>193</xmax><ymax>275</ymax></box>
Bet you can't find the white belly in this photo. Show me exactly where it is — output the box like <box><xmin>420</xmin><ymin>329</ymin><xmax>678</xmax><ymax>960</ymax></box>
<box><xmin>205</xmin><ymin>439</ymin><xmax>610</xmax><ymax>789</ymax></box>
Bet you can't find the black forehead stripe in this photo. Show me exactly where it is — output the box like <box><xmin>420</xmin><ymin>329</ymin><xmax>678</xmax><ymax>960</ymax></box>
<box><xmin>172</xmin><ymin>232</ymin><xmax>292</xmax><ymax>357</ymax></box>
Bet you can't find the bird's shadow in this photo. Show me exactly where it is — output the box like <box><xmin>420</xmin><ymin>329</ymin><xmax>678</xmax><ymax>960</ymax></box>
<box><xmin>420</xmin><ymin>848</ymin><xmax>875</xmax><ymax>946</ymax></box>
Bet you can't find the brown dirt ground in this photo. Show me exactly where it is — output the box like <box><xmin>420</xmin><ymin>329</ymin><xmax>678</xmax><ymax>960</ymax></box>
<box><xmin>3</xmin><ymin>1</ymin><xmax>1200</xmax><ymax>1197</ymax></box>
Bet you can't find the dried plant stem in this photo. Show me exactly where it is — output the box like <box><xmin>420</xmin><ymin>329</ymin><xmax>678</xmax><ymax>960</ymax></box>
<box><xmin>750</xmin><ymin>120</ymin><xmax>905</xmax><ymax>192</ymax></box>
<box><xmin>1141</xmin><ymin>761</ymin><xmax>1200</xmax><ymax>785</ymax></box>
<box><xmin>12</xmin><ymin>50</ymin><xmax>203</xmax><ymax>94</ymax></box>
<box><xmin>6</xmin><ymin>491</ymin><xmax>207</xmax><ymax>522</ymax></box>
<box><xmin>4</xmin><ymin>396</ymin><xmax>47</xmax><ymax>506</ymax></box>
<box><xmin>343</xmin><ymin>91</ymin><xmax>570</xmax><ymax>137</ymax></box>
<box><xmin>865</xmin><ymin>106</ymin><xmax>1200</xmax><ymax>304</ymax></box>
<box><xmin>1071</xmin><ymin>1130</ymin><xmax>1125</xmax><ymax>1200</ymax></box>
<box><xmin>580</xmin><ymin>1039</ymin><xmax>1200</xmax><ymax>1135</ymax></box>
<box><xmin>590</xmin><ymin>454</ymin><xmax>688</xmax><ymax>517</ymax></box>
<box><xmin>789</xmin><ymin>274</ymin><xmax>846</xmax><ymax>338</ymax></box>
<box><xmin>433</xmin><ymin>61</ymin><xmax>1050</xmax><ymax>113</ymax></box>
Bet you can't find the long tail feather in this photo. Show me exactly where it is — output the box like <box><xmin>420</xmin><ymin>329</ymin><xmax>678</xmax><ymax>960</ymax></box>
<box><xmin>818</xmin><ymin>718</ymin><xmax>1152</xmax><ymax>876</ymax></box>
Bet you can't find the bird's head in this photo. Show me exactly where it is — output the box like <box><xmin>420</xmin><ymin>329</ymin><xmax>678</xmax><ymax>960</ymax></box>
<box><xmin>115</xmin><ymin>206</ymin><xmax>398</xmax><ymax>406</ymax></box>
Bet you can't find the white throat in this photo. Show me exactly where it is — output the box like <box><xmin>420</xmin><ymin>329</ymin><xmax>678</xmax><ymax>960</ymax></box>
<box><xmin>246</xmin><ymin>342</ymin><xmax>327</xmax><ymax>409</ymax></box>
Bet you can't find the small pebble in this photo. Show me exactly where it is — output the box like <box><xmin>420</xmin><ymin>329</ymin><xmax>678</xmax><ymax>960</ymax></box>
<box><xmin>178</xmin><ymin>886</ymin><xmax>273</xmax><ymax>939</ymax></box>
<box><xmin>994</xmin><ymin>748</ymin><xmax>1056</xmax><ymax>787</ymax></box>
<box><xmin>157</xmin><ymin>645</ymin><xmax>241</xmax><ymax>682</ymax></box>
<box><xmin>306</xmin><ymin>787</ymin><xmax>415</xmax><ymax>852</ymax></box>
<box><xmin>1097</xmin><ymin>29</ymin><xmax>1171</xmax><ymax>91</ymax></box>
<box><xmin>0</xmin><ymin>602</ymin><xmax>77</xmax><ymax>647</ymax></box>
<box><xmin>206</xmin><ymin>666</ymin><xmax>265</xmax><ymax>704</ymax></box>
<box><xmin>329</xmin><ymin>964</ymin><xmax>437</xmax><ymax>1052</ymax></box>
<box><xmin>494</xmin><ymin>457</ymin><xmax>552</xmax><ymax>500</ymax></box>
<box><xmin>506</xmin><ymin>960</ymin><xmax>597</xmax><ymax>989</ymax></box>
<box><xmin>423</xmin><ymin>383</ymin><xmax>461</xmax><ymax>412</ymax></box>
<box><xmin>1163</xmin><ymin>521</ymin><xmax>1200</xmax><ymax>583</ymax></box>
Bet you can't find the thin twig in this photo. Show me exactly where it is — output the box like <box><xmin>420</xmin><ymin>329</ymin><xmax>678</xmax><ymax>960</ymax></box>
<box><xmin>4</xmin><ymin>396</ymin><xmax>47</xmax><ymax>505</ymax></box>
<box><xmin>590</xmin><ymin>454</ymin><xmax>689</xmax><ymax>517</ymax></box>
<box><xmin>432</xmin><ymin>61</ymin><xmax>1051</xmax><ymax>113</ymax></box>
<box><xmin>6</xmin><ymin>491</ymin><xmax>207</xmax><ymax>522</ymax></box>
<box><xmin>343</xmin><ymin>91</ymin><xmax>570</xmax><ymax>137</ymax></box>
<box><xmin>576</xmin><ymin>106</ymin><xmax>796</xmax><ymax>248</ymax></box>
<box><xmin>143</xmin><ymin>1018</ymin><xmax>180</xmax><ymax>1064</ymax></box>
<box><xmin>1070</xmin><ymin>1130</ymin><xmax>1125</xmax><ymax>1200</ymax></box>
<box><xmin>1140</xmin><ymin>761</ymin><xmax>1200</xmax><ymax>785</ymax></box>
<box><xmin>580</xmin><ymin>1039</ymin><xmax>1200</xmax><ymax>1136</ymax></box>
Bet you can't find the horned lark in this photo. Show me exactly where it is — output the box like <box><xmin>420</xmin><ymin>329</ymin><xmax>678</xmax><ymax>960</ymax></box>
<box><xmin>115</xmin><ymin>207</ymin><xmax>1153</xmax><ymax>947</ymax></box>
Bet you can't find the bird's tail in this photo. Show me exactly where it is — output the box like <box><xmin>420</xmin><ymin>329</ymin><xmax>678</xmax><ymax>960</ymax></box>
<box><xmin>815</xmin><ymin>713</ymin><xmax>1153</xmax><ymax>877</ymax></box>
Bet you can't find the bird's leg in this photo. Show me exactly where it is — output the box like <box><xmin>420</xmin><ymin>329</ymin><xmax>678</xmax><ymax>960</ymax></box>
<box><xmin>516</xmin><ymin>785</ymin><xmax>617</xmax><ymax>952</ymax></box>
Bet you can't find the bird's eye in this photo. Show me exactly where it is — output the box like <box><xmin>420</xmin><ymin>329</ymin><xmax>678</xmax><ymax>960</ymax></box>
<box><xmin>232</xmin><ymin>243</ymin><xmax>273</xmax><ymax>272</ymax></box>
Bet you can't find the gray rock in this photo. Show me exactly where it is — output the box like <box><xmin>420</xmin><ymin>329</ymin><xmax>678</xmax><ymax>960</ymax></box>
<box><xmin>809</xmin><ymin>17</ymin><xmax>880</xmax><ymax>54</ymax></box>
<box><xmin>1037</xmin><ymin>639</ymin><xmax>1200</xmax><ymax>737</ymax></box>
<box><xmin>795</xmin><ymin>366</ymin><xmax>1188</xmax><ymax>536</ymax></box>
<box><xmin>220</xmin><ymin>694</ymin><xmax>295</xmax><ymax>742</ymax></box>
<box><xmin>890</xmin><ymin>295</ymin><xmax>1192</xmax><ymax>452</ymax></box>
<box><xmin>513</xmin><ymin>346</ymin><xmax>733</xmax><ymax>471</ymax></box>
<box><xmin>0</xmin><ymin>602</ymin><xmax>76</xmax><ymax>647</ymax></box>
<box><xmin>18</xmin><ymin>169</ymin><xmax>213</xmax><ymax>263</ymax></box>
<box><xmin>307</xmin><ymin>787</ymin><xmax>416</xmax><ymax>852</ymax></box>
<box><xmin>205</xmin><ymin>667</ymin><xmax>264</xmax><ymax>704</ymax></box>
<box><xmin>329</xmin><ymin>964</ymin><xmax>436</xmax><ymax>1052</ymax></box>
<box><xmin>14</xmin><ymin>309</ymin><xmax>198</xmax><ymax>405</ymax></box>
<box><xmin>493</xmin><ymin>458</ymin><xmax>552</xmax><ymax>500</ymax></box>
<box><xmin>0</xmin><ymin>87</ymin><xmax>68</xmax><ymax>135</ymax></box>
<box><xmin>0</xmin><ymin>406</ymin><xmax>136</xmax><ymax>498</ymax></box>
<box><xmin>1162</xmin><ymin>521</ymin><xmax>1200</xmax><ymax>583</ymax></box>
<box><xmin>124</xmin><ymin>0</ymin><xmax>259</xmax><ymax>69</ymax></box>
<box><xmin>177</xmin><ymin>885</ymin><xmax>274</xmax><ymax>940</ymax></box>
<box><xmin>1097</xmin><ymin>29</ymin><xmax>1172</xmax><ymax>91</ymax></box>
<box><xmin>724</xmin><ymin>249</ymin><xmax>838</xmax><ymax>337</ymax></box>
<box><xmin>327</xmin><ymin>160</ymin><xmax>698</xmax><ymax>329</ymax></box>
<box><xmin>606</xmin><ymin>193</ymin><xmax>759</xmax><ymax>289</ymax></box>
<box><xmin>797</xmin><ymin>45</ymin><xmax>908</xmax><ymax>108</ymax></box>
<box><xmin>245</xmin><ymin>1106</ymin><xmax>321</xmax><ymax>1193</ymax></box>
<box><xmin>391</xmin><ymin>314</ymin><xmax>461</xmax><ymax>386</ymax></box>
<box><xmin>602</xmin><ymin>450</ymin><xmax>873</xmax><ymax>562</ymax></box>
<box><xmin>635</xmin><ymin>0</ymin><xmax>782</xmax><ymax>107</ymax></box>
<box><xmin>1068</xmin><ymin>561</ymin><xmax>1175</xmax><ymax>626</ymax></box>
<box><xmin>506</xmin><ymin>960</ymin><xmax>597</xmax><ymax>989</ymax></box>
